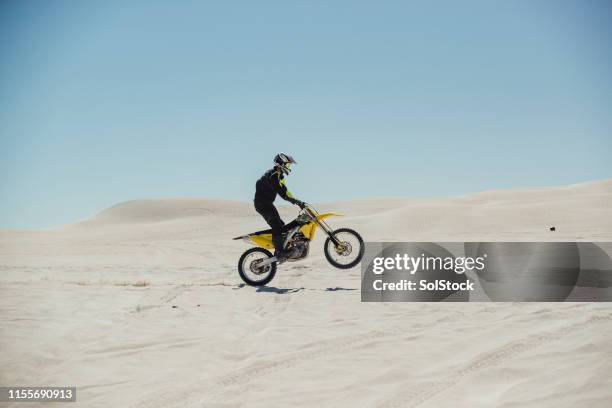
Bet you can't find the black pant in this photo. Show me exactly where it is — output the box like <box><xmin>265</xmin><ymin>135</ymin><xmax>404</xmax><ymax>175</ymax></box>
<box><xmin>254</xmin><ymin>202</ymin><xmax>285</xmax><ymax>250</ymax></box>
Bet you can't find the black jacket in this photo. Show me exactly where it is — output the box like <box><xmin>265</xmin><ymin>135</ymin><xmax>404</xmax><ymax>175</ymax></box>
<box><xmin>254</xmin><ymin>168</ymin><xmax>297</xmax><ymax>206</ymax></box>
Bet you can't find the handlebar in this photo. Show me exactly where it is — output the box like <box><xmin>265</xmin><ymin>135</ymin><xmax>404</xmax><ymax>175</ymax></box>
<box><xmin>299</xmin><ymin>202</ymin><xmax>321</xmax><ymax>219</ymax></box>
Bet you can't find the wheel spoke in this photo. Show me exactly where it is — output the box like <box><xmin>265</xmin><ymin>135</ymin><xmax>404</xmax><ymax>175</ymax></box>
<box><xmin>239</xmin><ymin>249</ymin><xmax>276</xmax><ymax>285</ymax></box>
<box><xmin>326</xmin><ymin>231</ymin><xmax>363</xmax><ymax>266</ymax></box>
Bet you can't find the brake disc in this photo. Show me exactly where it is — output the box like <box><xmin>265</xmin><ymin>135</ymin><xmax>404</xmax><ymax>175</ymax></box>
<box><xmin>335</xmin><ymin>242</ymin><xmax>352</xmax><ymax>256</ymax></box>
<box><xmin>250</xmin><ymin>259</ymin><xmax>269</xmax><ymax>275</ymax></box>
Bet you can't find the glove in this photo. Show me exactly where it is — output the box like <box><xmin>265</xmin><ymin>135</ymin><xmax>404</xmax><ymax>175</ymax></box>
<box><xmin>294</xmin><ymin>200</ymin><xmax>306</xmax><ymax>209</ymax></box>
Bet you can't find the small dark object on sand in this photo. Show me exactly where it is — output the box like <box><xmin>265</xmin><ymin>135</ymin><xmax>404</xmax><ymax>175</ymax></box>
<box><xmin>172</xmin><ymin>305</ymin><xmax>178</xmax><ymax>308</ymax></box>
<box><xmin>550</xmin><ymin>227</ymin><xmax>556</xmax><ymax>232</ymax></box>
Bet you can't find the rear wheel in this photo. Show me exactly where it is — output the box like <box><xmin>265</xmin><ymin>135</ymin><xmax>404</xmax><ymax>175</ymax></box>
<box><xmin>324</xmin><ymin>228</ymin><xmax>364</xmax><ymax>269</ymax></box>
<box><xmin>238</xmin><ymin>247</ymin><xmax>277</xmax><ymax>286</ymax></box>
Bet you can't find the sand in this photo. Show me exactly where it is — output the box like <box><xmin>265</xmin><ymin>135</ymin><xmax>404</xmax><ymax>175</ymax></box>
<box><xmin>1</xmin><ymin>180</ymin><xmax>611</xmax><ymax>407</ymax></box>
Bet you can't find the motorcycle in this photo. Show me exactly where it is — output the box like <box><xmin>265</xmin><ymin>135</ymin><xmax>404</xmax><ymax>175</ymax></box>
<box><xmin>233</xmin><ymin>203</ymin><xmax>364</xmax><ymax>286</ymax></box>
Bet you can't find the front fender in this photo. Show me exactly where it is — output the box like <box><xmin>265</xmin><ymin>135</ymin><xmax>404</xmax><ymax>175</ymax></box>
<box><xmin>316</xmin><ymin>212</ymin><xmax>343</xmax><ymax>222</ymax></box>
<box><xmin>300</xmin><ymin>212</ymin><xmax>343</xmax><ymax>240</ymax></box>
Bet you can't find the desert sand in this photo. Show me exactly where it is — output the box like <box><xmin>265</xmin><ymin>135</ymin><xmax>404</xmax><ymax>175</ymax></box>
<box><xmin>1</xmin><ymin>180</ymin><xmax>612</xmax><ymax>407</ymax></box>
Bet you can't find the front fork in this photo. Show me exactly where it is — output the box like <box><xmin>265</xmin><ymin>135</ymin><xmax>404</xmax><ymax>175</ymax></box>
<box><xmin>315</xmin><ymin>218</ymin><xmax>342</xmax><ymax>247</ymax></box>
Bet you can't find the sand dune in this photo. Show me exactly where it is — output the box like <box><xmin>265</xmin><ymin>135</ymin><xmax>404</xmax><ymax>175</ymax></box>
<box><xmin>1</xmin><ymin>180</ymin><xmax>611</xmax><ymax>407</ymax></box>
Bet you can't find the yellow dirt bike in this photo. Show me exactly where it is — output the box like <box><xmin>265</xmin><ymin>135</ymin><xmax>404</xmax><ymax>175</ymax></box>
<box><xmin>233</xmin><ymin>203</ymin><xmax>364</xmax><ymax>286</ymax></box>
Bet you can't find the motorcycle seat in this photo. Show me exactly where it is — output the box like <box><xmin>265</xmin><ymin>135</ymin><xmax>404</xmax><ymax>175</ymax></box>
<box><xmin>235</xmin><ymin>220</ymin><xmax>300</xmax><ymax>239</ymax></box>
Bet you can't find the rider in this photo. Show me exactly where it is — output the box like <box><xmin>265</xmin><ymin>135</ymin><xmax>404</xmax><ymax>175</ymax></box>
<box><xmin>254</xmin><ymin>153</ymin><xmax>305</xmax><ymax>260</ymax></box>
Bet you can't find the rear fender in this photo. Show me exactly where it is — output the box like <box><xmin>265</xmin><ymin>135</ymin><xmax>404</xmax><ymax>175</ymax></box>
<box><xmin>249</xmin><ymin>233</ymin><xmax>274</xmax><ymax>249</ymax></box>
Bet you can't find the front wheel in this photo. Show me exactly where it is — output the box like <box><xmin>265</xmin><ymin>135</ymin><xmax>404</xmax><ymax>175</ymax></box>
<box><xmin>238</xmin><ymin>247</ymin><xmax>277</xmax><ymax>286</ymax></box>
<box><xmin>324</xmin><ymin>228</ymin><xmax>364</xmax><ymax>269</ymax></box>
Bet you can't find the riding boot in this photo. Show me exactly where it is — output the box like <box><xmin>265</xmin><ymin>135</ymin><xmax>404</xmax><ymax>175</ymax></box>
<box><xmin>272</xmin><ymin>234</ymin><xmax>286</xmax><ymax>260</ymax></box>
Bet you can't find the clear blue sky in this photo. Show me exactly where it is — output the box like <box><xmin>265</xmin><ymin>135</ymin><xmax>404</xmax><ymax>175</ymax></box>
<box><xmin>1</xmin><ymin>0</ymin><xmax>611</xmax><ymax>229</ymax></box>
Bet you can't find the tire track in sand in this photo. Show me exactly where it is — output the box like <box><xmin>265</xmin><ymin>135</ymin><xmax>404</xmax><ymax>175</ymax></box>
<box><xmin>130</xmin><ymin>307</ymin><xmax>501</xmax><ymax>408</ymax></box>
<box><xmin>380</xmin><ymin>313</ymin><xmax>612</xmax><ymax>408</ymax></box>
<box><xmin>213</xmin><ymin>306</ymin><xmax>507</xmax><ymax>389</ymax></box>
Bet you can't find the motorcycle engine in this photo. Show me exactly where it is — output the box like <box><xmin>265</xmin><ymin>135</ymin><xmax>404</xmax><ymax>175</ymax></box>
<box><xmin>285</xmin><ymin>232</ymin><xmax>310</xmax><ymax>261</ymax></box>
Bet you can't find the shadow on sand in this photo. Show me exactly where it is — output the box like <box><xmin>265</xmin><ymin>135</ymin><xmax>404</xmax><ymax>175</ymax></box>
<box><xmin>325</xmin><ymin>287</ymin><xmax>357</xmax><ymax>292</ymax></box>
<box><xmin>256</xmin><ymin>286</ymin><xmax>304</xmax><ymax>294</ymax></box>
<box><xmin>254</xmin><ymin>286</ymin><xmax>357</xmax><ymax>294</ymax></box>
